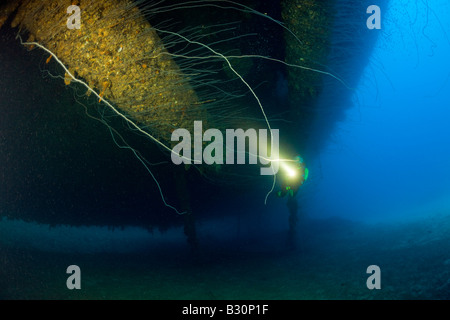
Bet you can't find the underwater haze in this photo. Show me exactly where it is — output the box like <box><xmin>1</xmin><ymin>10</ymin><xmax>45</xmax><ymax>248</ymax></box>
<box><xmin>1</xmin><ymin>0</ymin><xmax>450</xmax><ymax>301</ymax></box>
<box><xmin>302</xmin><ymin>0</ymin><xmax>450</xmax><ymax>223</ymax></box>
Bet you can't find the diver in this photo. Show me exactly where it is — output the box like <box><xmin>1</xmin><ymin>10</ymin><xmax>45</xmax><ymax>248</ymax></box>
<box><xmin>277</xmin><ymin>155</ymin><xmax>308</xmax><ymax>198</ymax></box>
<box><xmin>277</xmin><ymin>155</ymin><xmax>308</xmax><ymax>249</ymax></box>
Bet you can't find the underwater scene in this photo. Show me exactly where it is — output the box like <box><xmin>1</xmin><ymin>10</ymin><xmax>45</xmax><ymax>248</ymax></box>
<box><xmin>0</xmin><ymin>0</ymin><xmax>449</xmax><ymax>302</ymax></box>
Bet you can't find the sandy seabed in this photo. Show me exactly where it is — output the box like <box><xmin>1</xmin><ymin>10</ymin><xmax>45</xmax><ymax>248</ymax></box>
<box><xmin>1</xmin><ymin>212</ymin><xmax>449</xmax><ymax>300</ymax></box>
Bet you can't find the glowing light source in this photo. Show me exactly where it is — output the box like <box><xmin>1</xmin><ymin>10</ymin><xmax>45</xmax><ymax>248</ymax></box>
<box><xmin>280</xmin><ymin>161</ymin><xmax>299</xmax><ymax>179</ymax></box>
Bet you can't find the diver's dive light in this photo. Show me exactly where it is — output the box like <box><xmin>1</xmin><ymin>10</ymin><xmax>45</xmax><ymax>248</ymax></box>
<box><xmin>280</xmin><ymin>161</ymin><xmax>299</xmax><ymax>179</ymax></box>
<box><xmin>278</xmin><ymin>155</ymin><xmax>307</xmax><ymax>182</ymax></box>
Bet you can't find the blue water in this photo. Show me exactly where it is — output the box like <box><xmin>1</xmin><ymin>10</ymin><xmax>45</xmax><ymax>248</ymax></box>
<box><xmin>1</xmin><ymin>0</ymin><xmax>450</xmax><ymax>300</ymax></box>
<box><xmin>302</xmin><ymin>0</ymin><xmax>450</xmax><ymax>223</ymax></box>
